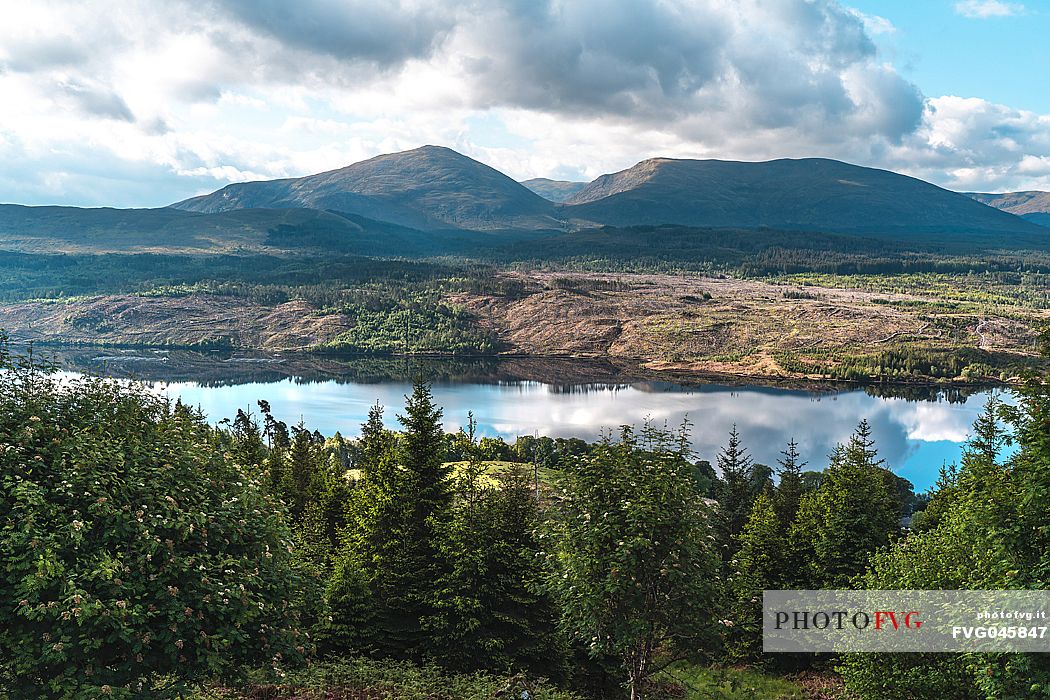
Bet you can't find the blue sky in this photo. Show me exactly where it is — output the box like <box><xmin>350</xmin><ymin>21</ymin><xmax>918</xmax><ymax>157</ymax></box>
<box><xmin>0</xmin><ymin>0</ymin><xmax>1048</xmax><ymax>207</ymax></box>
<box><xmin>850</xmin><ymin>0</ymin><xmax>1049</xmax><ymax>112</ymax></box>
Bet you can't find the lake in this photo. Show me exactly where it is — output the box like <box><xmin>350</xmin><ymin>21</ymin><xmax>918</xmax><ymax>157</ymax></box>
<box><xmin>49</xmin><ymin>348</ymin><xmax>1011</xmax><ymax>492</ymax></box>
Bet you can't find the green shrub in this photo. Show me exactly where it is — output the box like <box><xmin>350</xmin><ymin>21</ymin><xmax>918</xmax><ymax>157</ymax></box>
<box><xmin>0</xmin><ymin>340</ymin><xmax>306</xmax><ymax>698</ymax></box>
<box><xmin>191</xmin><ymin>656</ymin><xmax>584</xmax><ymax>700</ymax></box>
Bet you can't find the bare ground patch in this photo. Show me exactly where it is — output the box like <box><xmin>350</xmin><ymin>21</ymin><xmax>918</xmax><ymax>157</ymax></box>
<box><xmin>0</xmin><ymin>295</ymin><xmax>353</xmax><ymax>350</ymax></box>
<box><xmin>450</xmin><ymin>271</ymin><xmax>1048</xmax><ymax>380</ymax></box>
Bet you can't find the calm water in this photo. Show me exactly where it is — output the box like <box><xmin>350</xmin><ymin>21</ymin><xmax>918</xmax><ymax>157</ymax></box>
<box><xmin>53</xmin><ymin>349</ymin><xmax>1010</xmax><ymax>492</ymax></box>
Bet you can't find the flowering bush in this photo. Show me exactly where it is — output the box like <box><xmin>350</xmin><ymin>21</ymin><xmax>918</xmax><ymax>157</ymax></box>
<box><xmin>0</xmin><ymin>341</ymin><xmax>306</xmax><ymax>698</ymax></box>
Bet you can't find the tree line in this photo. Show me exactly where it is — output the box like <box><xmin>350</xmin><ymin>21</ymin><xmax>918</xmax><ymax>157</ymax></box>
<box><xmin>1</xmin><ymin>333</ymin><xmax>1048</xmax><ymax>699</ymax></box>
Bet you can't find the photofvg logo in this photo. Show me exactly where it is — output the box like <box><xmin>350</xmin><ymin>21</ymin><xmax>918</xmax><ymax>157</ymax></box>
<box><xmin>774</xmin><ymin>609</ymin><xmax>923</xmax><ymax>633</ymax></box>
<box><xmin>763</xmin><ymin>590</ymin><xmax>1050</xmax><ymax>653</ymax></box>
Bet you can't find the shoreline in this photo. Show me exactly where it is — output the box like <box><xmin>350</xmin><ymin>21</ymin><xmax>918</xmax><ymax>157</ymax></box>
<box><xmin>16</xmin><ymin>339</ymin><xmax>1013</xmax><ymax>395</ymax></box>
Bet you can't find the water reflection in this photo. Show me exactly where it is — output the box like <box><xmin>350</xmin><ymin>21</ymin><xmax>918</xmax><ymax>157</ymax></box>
<box><xmin>159</xmin><ymin>379</ymin><xmax>1002</xmax><ymax>495</ymax></box>
<box><xmin>40</xmin><ymin>348</ymin><xmax>1007</xmax><ymax>492</ymax></box>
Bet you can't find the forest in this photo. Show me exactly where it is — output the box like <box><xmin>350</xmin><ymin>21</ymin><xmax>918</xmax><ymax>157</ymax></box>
<box><xmin>1</xmin><ymin>330</ymin><xmax>1048</xmax><ymax>700</ymax></box>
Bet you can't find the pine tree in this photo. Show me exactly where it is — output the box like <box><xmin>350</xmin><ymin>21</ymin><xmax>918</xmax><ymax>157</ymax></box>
<box><xmin>430</xmin><ymin>416</ymin><xmax>566</xmax><ymax>675</ymax></box>
<box><xmin>283</xmin><ymin>421</ymin><xmax>322</xmax><ymax>519</ymax></box>
<box><xmin>774</xmin><ymin>438</ymin><xmax>806</xmax><ymax>529</ymax></box>
<box><xmin>258</xmin><ymin>400</ymin><xmax>290</xmax><ymax>494</ymax></box>
<box><xmin>715</xmin><ymin>425</ymin><xmax>756</xmax><ymax>563</ymax></box>
<box><xmin>784</xmin><ymin>491</ymin><xmax>821</xmax><ymax>589</ymax></box>
<box><xmin>727</xmin><ymin>489</ymin><xmax>784</xmax><ymax>660</ymax></box>
<box><xmin>810</xmin><ymin>422</ymin><xmax>899</xmax><ymax>587</ymax></box>
<box><xmin>230</xmin><ymin>408</ymin><xmax>267</xmax><ymax>469</ymax></box>
<box><xmin>327</xmin><ymin>402</ymin><xmax>400</xmax><ymax>656</ymax></box>
<box><xmin>328</xmin><ymin>380</ymin><xmax>453</xmax><ymax>661</ymax></box>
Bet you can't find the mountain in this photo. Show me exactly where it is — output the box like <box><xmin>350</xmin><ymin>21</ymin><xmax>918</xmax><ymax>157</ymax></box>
<box><xmin>968</xmin><ymin>190</ymin><xmax>1050</xmax><ymax>215</ymax></box>
<box><xmin>521</xmin><ymin>178</ymin><xmax>587</xmax><ymax>202</ymax></box>
<box><xmin>11</xmin><ymin>147</ymin><xmax>1041</xmax><ymax>257</ymax></box>
<box><xmin>562</xmin><ymin>157</ymin><xmax>1042</xmax><ymax>237</ymax></box>
<box><xmin>967</xmin><ymin>191</ymin><xmax>1050</xmax><ymax>227</ymax></box>
<box><xmin>173</xmin><ymin>145</ymin><xmax>563</xmax><ymax>231</ymax></box>
<box><xmin>0</xmin><ymin>203</ymin><xmax>474</xmax><ymax>257</ymax></box>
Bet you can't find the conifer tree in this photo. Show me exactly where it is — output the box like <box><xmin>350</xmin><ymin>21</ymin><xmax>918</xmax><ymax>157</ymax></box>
<box><xmin>323</xmin><ymin>403</ymin><xmax>399</xmax><ymax>656</ymax></box>
<box><xmin>548</xmin><ymin>423</ymin><xmax>721</xmax><ymax>700</ymax></box>
<box><xmin>430</xmin><ymin>416</ymin><xmax>566</xmax><ymax>676</ymax></box>
<box><xmin>258</xmin><ymin>399</ymin><xmax>290</xmax><ymax>494</ymax></box>
<box><xmin>328</xmin><ymin>380</ymin><xmax>453</xmax><ymax>660</ymax></box>
<box><xmin>283</xmin><ymin>421</ymin><xmax>322</xmax><ymax>519</ymax></box>
<box><xmin>784</xmin><ymin>490</ymin><xmax>821</xmax><ymax>589</ymax></box>
<box><xmin>810</xmin><ymin>422</ymin><xmax>899</xmax><ymax>587</ymax></box>
<box><xmin>715</xmin><ymin>425</ymin><xmax>756</xmax><ymax>563</ymax></box>
<box><xmin>727</xmin><ymin>489</ymin><xmax>784</xmax><ymax>660</ymax></box>
<box><xmin>230</xmin><ymin>408</ymin><xmax>267</xmax><ymax>469</ymax></box>
<box><xmin>774</xmin><ymin>438</ymin><xmax>806</xmax><ymax>528</ymax></box>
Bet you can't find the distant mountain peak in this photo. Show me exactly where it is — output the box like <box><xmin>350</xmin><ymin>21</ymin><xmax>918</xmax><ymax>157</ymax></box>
<box><xmin>170</xmin><ymin>146</ymin><xmax>1043</xmax><ymax>237</ymax></box>
<box><xmin>173</xmin><ymin>145</ymin><xmax>562</xmax><ymax>231</ymax></box>
<box><xmin>562</xmin><ymin>155</ymin><xmax>1041</xmax><ymax>234</ymax></box>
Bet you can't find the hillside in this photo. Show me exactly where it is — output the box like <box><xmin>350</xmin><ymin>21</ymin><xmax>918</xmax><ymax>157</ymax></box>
<box><xmin>169</xmin><ymin>148</ymin><xmax>1046</xmax><ymax>241</ymax></box>
<box><xmin>562</xmin><ymin>157</ymin><xmax>1043</xmax><ymax>239</ymax></box>
<box><xmin>967</xmin><ymin>190</ymin><xmax>1050</xmax><ymax>227</ymax></box>
<box><xmin>173</xmin><ymin>145</ymin><xmax>563</xmax><ymax>231</ymax></box>
<box><xmin>968</xmin><ymin>190</ymin><xmax>1050</xmax><ymax>215</ymax></box>
<box><xmin>4</xmin><ymin>148</ymin><xmax>1048</xmax><ymax>262</ymax></box>
<box><xmin>0</xmin><ymin>203</ymin><xmax>492</xmax><ymax>257</ymax></box>
<box><xmin>521</xmin><ymin>177</ymin><xmax>587</xmax><ymax>202</ymax></box>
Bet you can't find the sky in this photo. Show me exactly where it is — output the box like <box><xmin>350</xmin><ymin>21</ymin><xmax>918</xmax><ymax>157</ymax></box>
<box><xmin>0</xmin><ymin>0</ymin><xmax>1048</xmax><ymax>208</ymax></box>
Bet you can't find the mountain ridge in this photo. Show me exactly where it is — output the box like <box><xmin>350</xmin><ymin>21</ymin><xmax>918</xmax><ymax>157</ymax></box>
<box><xmin>520</xmin><ymin>178</ymin><xmax>587</xmax><ymax>202</ymax></box>
<box><xmin>173</xmin><ymin>147</ymin><xmax>1043</xmax><ymax>238</ymax></box>
<box><xmin>561</xmin><ymin>156</ymin><xmax>1041</xmax><ymax>235</ymax></box>
<box><xmin>174</xmin><ymin>145</ymin><xmax>563</xmax><ymax>231</ymax></box>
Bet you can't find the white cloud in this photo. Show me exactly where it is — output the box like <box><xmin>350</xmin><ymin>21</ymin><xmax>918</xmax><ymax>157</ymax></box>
<box><xmin>0</xmin><ymin>0</ymin><xmax>1046</xmax><ymax>205</ymax></box>
<box><xmin>954</xmin><ymin>1</ymin><xmax>1024</xmax><ymax>18</ymax></box>
<box><xmin>846</xmin><ymin>8</ymin><xmax>897</xmax><ymax>34</ymax></box>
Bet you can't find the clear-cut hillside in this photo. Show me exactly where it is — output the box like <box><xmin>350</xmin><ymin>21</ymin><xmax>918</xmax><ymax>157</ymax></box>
<box><xmin>172</xmin><ymin>145</ymin><xmax>563</xmax><ymax>231</ymax></box>
<box><xmin>562</xmin><ymin>157</ymin><xmax>1043</xmax><ymax>237</ymax></box>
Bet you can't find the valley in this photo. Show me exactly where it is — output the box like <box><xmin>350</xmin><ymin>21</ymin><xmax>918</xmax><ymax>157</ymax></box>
<box><xmin>2</xmin><ymin>146</ymin><xmax>1050</xmax><ymax>386</ymax></box>
<box><xmin>3</xmin><ymin>268</ymin><xmax>1045</xmax><ymax>384</ymax></box>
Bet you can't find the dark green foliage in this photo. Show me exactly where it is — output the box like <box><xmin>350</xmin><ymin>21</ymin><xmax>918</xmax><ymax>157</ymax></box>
<box><xmin>197</xmin><ymin>656</ymin><xmax>584</xmax><ymax>700</ymax></box>
<box><xmin>779</xmin><ymin>345</ymin><xmax>1021</xmax><ymax>383</ymax></box>
<box><xmin>726</xmin><ymin>490</ymin><xmax>784</xmax><ymax>661</ymax></box>
<box><xmin>773</xmin><ymin>439</ymin><xmax>806</xmax><ymax>528</ymax></box>
<box><xmin>282</xmin><ymin>423</ymin><xmax>324</xmax><ymax>520</ymax></box>
<box><xmin>228</xmin><ymin>409</ymin><xmax>267</xmax><ymax>469</ymax></box>
<box><xmin>714</xmin><ymin>426</ymin><xmax>757</xmax><ymax>564</ymax></box>
<box><xmin>546</xmin><ymin>423</ymin><xmax>721</xmax><ymax>700</ymax></box>
<box><xmin>0</xmin><ymin>338</ymin><xmax>305</xmax><ymax>698</ymax></box>
<box><xmin>327</xmin><ymin>382</ymin><xmax>452</xmax><ymax>661</ymax></box>
<box><xmin>430</xmin><ymin>418</ymin><xmax>566</xmax><ymax>677</ymax></box>
<box><xmin>806</xmin><ymin>421</ymin><xmax>900</xmax><ymax>587</ymax></box>
<box><xmin>324</xmin><ymin>293</ymin><xmax>499</xmax><ymax>355</ymax></box>
<box><xmin>839</xmin><ymin>393</ymin><xmax>1050</xmax><ymax>699</ymax></box>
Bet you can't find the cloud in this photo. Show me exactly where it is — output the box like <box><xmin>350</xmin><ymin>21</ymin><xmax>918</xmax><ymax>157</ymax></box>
<box><xmin>0</xmin><ymin>0</ymin><xmax>1046</xmax><ymax>205</ymax></box>
<box><xmin>449</xmin><ymin>0</ymin><xmax>922</xmax><ymax>151</ymax></box>
<box><xmin>846</xmin><ymin>9</ymin><xmax>896</xmax><ymax>35</ymax></box>
<box><xmin>58</xmin><ymin>79</ymin><xmax>136</xmax><ymax>122</ymax></box>
<box><xmin>954</xmin><ymin>1</ymin><xmax>1024</xmax><ymax>18</ymax></box>
<box><xmin>887</xmin><ymin>96</ymin><xmax>1050</xmax><ymax>191</ymax></box>
<box><xmin>214</xmin><ymin>0</ymin><xmax>457</xmax><ymax>67</ymax></box>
